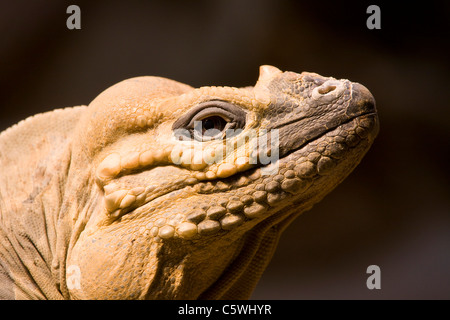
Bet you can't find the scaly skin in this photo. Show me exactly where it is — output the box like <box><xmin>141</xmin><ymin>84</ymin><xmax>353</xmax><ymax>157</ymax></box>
<box><xmin>0</xmin><ymin>66</ymin><xmax>378</xmax><ymax>299</ymax></box>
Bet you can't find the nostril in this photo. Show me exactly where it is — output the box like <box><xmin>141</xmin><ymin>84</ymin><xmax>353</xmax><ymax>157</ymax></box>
<box><xmin>311</xmin><ymin>80</ymin><xmax>343</xmax><ymax>101</ymax></box>
<box><xmin>318</xmin><ymin>85</ymin><xmax>336</xmax><ymax>95</ymax></box>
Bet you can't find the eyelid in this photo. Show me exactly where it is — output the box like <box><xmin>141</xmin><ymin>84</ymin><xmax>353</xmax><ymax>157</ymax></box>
<box><xmin>172</xmin><ymin>100</ymin><xmax>247</xmax><ymax>132</ymax></box>
<box><xmin>187</xmin><ymin>107</ymin><xmax>234</xmax><ymax>128</ymax></box>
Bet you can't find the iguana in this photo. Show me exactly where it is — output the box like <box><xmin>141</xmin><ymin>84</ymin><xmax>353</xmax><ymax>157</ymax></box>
<box><xmin>0</xmin><ymin>65</ymin><xmax>378</xmax><ymax>299</ymax></box>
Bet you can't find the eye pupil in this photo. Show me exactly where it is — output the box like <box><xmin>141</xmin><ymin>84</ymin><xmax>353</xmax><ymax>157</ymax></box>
<box><xmin>202</xmin><ymin>118</ymin><xmax>215</xmax><ymax>130</ymax></box>
<box><xmin>201</xmin><ymin>116</ymin><xmax>227</xmax><ymax>136</ymax></box>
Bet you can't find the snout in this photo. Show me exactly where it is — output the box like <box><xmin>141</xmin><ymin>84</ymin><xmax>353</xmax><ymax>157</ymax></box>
<box><xmin>350</xmin><ymin>82</ymin><xmax>377</xmax><ymax>116</ymax></box>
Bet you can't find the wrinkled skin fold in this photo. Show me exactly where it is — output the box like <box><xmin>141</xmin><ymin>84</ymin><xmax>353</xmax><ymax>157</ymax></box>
<box><xmin>0</xmin><ymin>66</ymin><xmax>378</xmax><ymax>299</ymax></box>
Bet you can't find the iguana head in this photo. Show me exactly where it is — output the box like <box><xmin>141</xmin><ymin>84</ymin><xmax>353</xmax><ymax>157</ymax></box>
<box><xmin>66</xmin><ymin>65</ymin><xmax>378</xmax><ymax>299</ymax></box>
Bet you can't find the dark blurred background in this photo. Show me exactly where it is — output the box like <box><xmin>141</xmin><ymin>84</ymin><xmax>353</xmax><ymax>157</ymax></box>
<box><xmin>1</xmin><ymin>0</ymin><xmax>449</xmax><ymax>299</ymax></box>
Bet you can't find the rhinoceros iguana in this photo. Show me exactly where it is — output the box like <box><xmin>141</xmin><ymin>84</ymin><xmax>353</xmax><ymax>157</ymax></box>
<box><xmin>0</xmin><ymin>65</ymin><xmax>378</xmax><ymax>299</ymax></box>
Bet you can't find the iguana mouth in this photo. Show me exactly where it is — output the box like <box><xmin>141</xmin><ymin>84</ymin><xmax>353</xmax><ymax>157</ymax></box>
<box><xmin>274</xmin><ymin>110</ymin><xmax>376</xmax><ymax>162</ymax></box>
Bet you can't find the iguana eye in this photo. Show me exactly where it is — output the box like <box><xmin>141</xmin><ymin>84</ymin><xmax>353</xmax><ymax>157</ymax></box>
<box><xmin>172</xmin><ymin>100</ymin><xmax>246</xmax><ymax>141</ymax></box>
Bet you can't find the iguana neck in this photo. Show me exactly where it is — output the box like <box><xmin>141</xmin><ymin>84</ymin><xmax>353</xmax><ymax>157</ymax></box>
<box><xmin>0</xmin><ymin>107</ymin><xmax>84</xmax><ymax>299</ymax></box>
